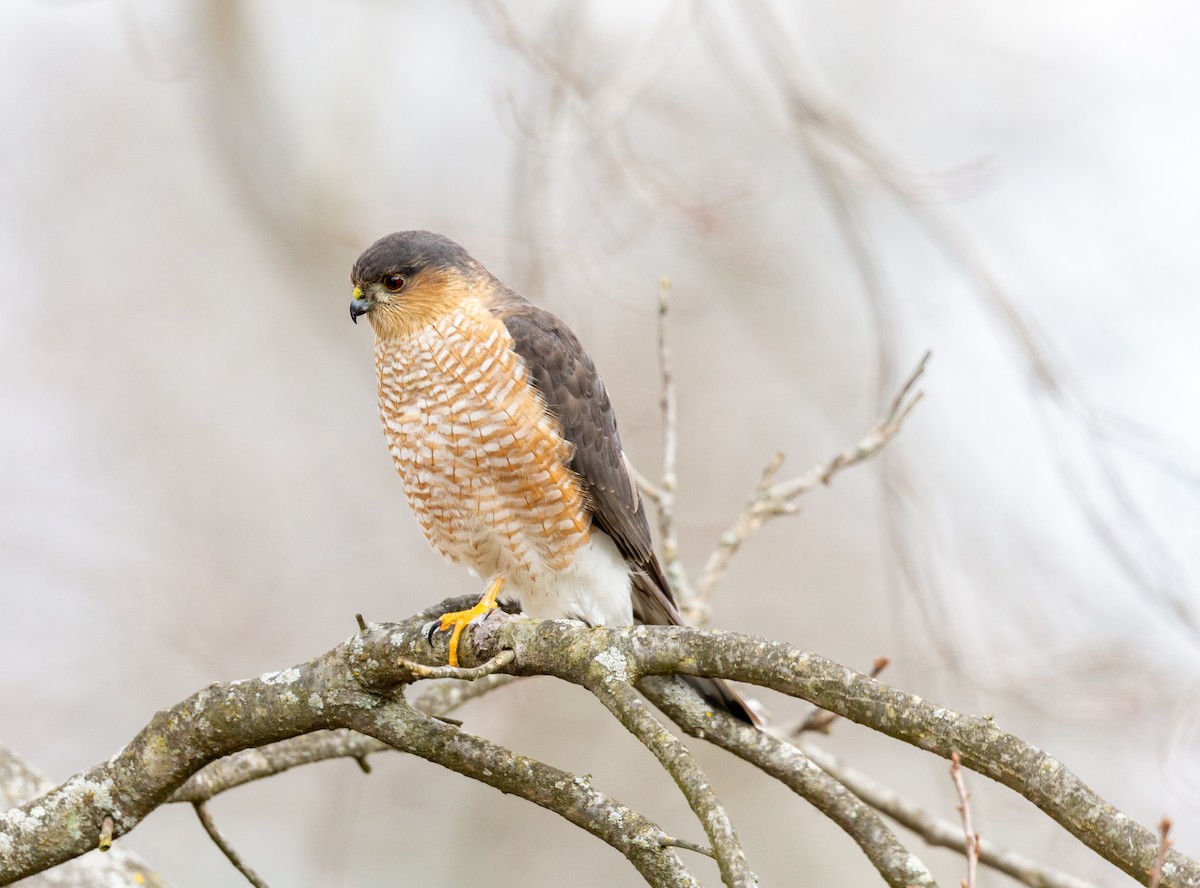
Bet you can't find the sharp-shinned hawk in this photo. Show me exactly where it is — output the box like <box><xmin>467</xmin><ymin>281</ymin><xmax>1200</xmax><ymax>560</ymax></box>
<box><xmin>349</xmin><ymin>230</ymin><xmax>755</xmax><ymax>725</ymax></box>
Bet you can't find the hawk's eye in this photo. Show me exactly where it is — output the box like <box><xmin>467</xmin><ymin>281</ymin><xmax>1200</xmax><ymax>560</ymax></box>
<box><xmin>382</xmin><ymin>273</ymin><xmax>406</xmax><ymax>292</ymax></box>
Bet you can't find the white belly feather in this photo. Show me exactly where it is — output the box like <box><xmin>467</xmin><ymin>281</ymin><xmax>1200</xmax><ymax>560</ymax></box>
<box><xmin>504</xmin><ymin>530</ymin><xmax>634</xmax><ymax>627</ymax></box>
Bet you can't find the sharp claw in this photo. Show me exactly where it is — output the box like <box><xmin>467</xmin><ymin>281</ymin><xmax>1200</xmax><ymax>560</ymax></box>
<box><xmin>422</xmin><ymin>619</ymin><xmax>442</xmax><ymax>645</ymax></box>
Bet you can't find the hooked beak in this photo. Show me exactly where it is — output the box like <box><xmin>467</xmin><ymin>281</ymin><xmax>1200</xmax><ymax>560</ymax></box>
<box><xmin>349</xmin><ymin>286</ymin><xmax>372</xmax><ymax>325</ymax></box>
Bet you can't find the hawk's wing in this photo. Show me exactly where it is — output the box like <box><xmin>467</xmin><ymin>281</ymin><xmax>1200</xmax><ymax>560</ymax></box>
<box><xmin>495</xmin><ymin>298</ymin><xmax>680</xmax><ymax>622</ymax></box>
<box><xmin>494</xmin><ymin>297</ymin><xmax>759</xmax><ymax>726</ymax></box>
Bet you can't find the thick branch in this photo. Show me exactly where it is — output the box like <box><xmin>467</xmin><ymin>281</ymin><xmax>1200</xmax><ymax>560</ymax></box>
<box><xmin>465</xmin><ymin>614</ymin><xmax>1199</xmax><ymax>887</ymax></box>
<box><xmin>0</xmin><ymin>609</ymin><xmax>681</xmax><ymax>886</ymax></box>
<box><xmin>6</xmin><ymin>607</ymin><xmax>1196</xmax><ymax>888</ymax></box>
<box><xmin>169</xmin><ymin>674</ymin><xmax>519</xmax><ymax>803</ymax></box>
<box><xmin>0</xmin><ymin>744</ymin><xmax>174</xmax><ymax>888</ymax></box>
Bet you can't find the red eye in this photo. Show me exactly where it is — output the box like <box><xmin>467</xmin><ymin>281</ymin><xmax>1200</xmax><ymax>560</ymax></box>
<box><xmin>383</xmin><ymin>273</ymin><xmax>406</xmax><ymax>292</ymax></box>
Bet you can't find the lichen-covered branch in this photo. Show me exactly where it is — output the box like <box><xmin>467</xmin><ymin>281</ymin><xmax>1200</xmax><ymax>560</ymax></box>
<box><xmin>585</xmin><ymin>673</ymin><xmax>753</xmax><ymax>887</ymax></box>
<box><xmin>0</xmin><ymin>607</ymin><xmax>688</xmax><ymax>887</ymax></box>
<box><xmin>4</xmin><ymin>606</ymin><xmax>1196</xmax><ymax>888</ymax></box>
<box><xmin>641</xmin><ymin>676</ymin><xmax>937</xmax><ymax>888</ymax></box>
<box><xmin>463</xmin><ymin>614</ymin><xmax>1199</xmax><ymax>887</ymax></box>
<box><xmin>0</xmin><ymin>744</ymin><xmax>173</xmax><ymax>888</ymax></box>
<box><xmin>169</xmin><ymin>674</ymin><xmax>519</xmax><ymax>804</ymax></box>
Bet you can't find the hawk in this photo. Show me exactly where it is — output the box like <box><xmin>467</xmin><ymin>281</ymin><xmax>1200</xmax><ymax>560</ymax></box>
<box><xmin>350</xmin><ymin>230</ymin><xmax>755</xmax><ymax>724</ymax></box>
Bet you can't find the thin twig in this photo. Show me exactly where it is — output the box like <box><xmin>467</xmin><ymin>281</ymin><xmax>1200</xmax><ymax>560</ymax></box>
<box><xmin>97</xmin><ymin>815</ymin><xmax>113</xmax><ymax>852</ymax></box>
<box><xmin>192</xmin><ymin>801</ymin><xmax>272</xmax><ymax>888</ymax></box>
<box><xmin>397</xmin><ymin>649</ymin><xmax>515</xmax><ymax>680</ymax></box>
<box><xmin>1149</xmin><ymin>816</ymin><xmax>1173</xmax><ymax>888</ymax></box>
<box><xmin>659</xmin><ymin>836</ymin><xmax>716</xmax><ymax>860</ymax></box>
<box><xmin>950</xmin><ymin>752</ymin><xmax>980</xmax><ymax>888</ymax></box>
<box><xmin>801</xmin><ymin>743</ymin><xmax>1098</xmax><ymax>888</ymax></box>
<box><xmin>653</xmin><ymin>274</ymin><xmax>693</xmax><ymax>601</ymax></box>
<box><xmin>693</xmin><ymin>351</ymin><xmax>928</xmax><ymax>605</ymax></box>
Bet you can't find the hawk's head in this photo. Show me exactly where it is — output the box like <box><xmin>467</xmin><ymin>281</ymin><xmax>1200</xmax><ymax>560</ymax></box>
<box><xmin>349</xmin><ymin>231</ymin><xmax>486</xmax><ymax>337</ymax></box>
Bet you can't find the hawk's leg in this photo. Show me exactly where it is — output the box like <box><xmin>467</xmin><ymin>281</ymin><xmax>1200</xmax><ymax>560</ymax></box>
<box><xmin>437</xmin><ymin>574</ymin><xmax>506</xmax><ymax>667</ymax></box>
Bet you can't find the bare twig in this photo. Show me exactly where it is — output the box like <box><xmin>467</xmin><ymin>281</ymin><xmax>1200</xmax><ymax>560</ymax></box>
<box><xmin>951</xmin><ymin>752</ymin><xmax>980</xmax><ymax>888</ymax></box>
<box><xmin>693</xmin><ymin>351</ymin><xmax>928</xmax><ymax>606</ymax></box>
<box><xmin>193</xmin><ymin>801</ymin><xmax>272</xmax><ymax>888</ymax></box>
<box><xmin>651</xmin><ymin>274</ymin><xmax>693</xmax><ymax>601</ymax></box>
<box><xmin>659</xmin><ymin>836</ymin><xmax>716</xmax><ymax>860</ymax></box>
<box><xmin>397</xmin><ymin>648</ymin><xmax>515</xmax><ymax>680</ymax></box>
<box><xmin>802</xmin><ymin>743</ymin><xmax>1098</xmax><ymax>888</ymax></box>
<box><xmin>1149</xmin><ymin>817</ymin><xmax>1174</xmax><ymax>888</ymax></box>
<box><xmin>97</xmin><ymin>815</ymin><xmax>114</xmax><ymax>852</ymax></box>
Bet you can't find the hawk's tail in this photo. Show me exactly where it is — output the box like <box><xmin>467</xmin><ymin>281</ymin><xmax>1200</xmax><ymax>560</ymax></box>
<box><xmin>629</xmin><ymin>561</ymin><xmax>761</xmax><ymax>727</ymax></box>
<box><xmin>682</xmin><ymin>675</ymin><xmax>760</xmax><ymax>727</ymax></box>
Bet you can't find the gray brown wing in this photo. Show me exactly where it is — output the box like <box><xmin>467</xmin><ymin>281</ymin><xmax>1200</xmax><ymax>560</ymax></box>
<box><xmin>496</xmin><ymin>298</ymin><xmax>758</xmax><ymax>725</ymax></box>
<box><xmin>495</xmin><ymin>301</ymin><xmax>678</xmax><ymax>614</ymax></box>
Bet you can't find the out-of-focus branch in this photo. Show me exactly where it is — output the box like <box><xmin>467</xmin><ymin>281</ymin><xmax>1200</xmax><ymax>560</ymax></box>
<box><xmin>688</xmin><ymin>350</ymin><xmax>928</xmax><ymax>615</ymax></box>
<box><xmin>734</xmin><ymin>0</ymin><xmax>1200</xmax><ymax>637</ymax></box>
<box><xmin>801</xmin><ymin>743</ymin><xmax>1100</xmax><ymax>888</ymax></box>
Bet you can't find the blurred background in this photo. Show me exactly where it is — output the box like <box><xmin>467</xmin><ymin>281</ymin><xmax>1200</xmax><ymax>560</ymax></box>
<box><xmin>2</xmin><ymin>1</ymin><xmax>1198</xmax><ymax>885</ymax></box>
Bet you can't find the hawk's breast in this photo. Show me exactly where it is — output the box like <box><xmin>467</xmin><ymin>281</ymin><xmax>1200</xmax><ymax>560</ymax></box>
<box><xmin>375</xmin><ymin>305</ymin><xmax>591</xmax><ymax>578</ymax></box>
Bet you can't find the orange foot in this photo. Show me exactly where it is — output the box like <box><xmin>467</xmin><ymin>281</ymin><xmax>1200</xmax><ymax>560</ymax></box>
<box><xmin>438</xmin><ymin>575</ymin><xmax>506</xmax><ymax>667</ymax></box>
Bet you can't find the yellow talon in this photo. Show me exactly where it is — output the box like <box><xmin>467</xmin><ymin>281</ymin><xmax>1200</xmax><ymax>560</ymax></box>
<box><xmin>438</xmin><ymin>575</ymin><xmax>506</xmax><ymax>666</ymax></box>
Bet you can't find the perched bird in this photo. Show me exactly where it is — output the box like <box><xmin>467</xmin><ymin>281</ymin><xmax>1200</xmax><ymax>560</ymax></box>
<box><xmin>350</xmin><ymin>230</ymin><xmax>756</xmax><ymax>725</ymax></box>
